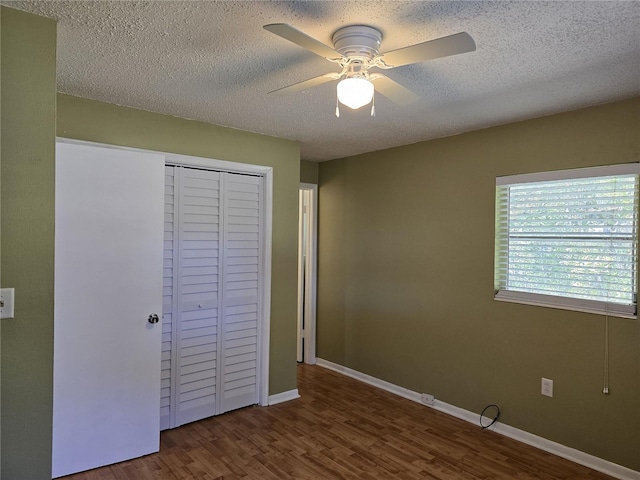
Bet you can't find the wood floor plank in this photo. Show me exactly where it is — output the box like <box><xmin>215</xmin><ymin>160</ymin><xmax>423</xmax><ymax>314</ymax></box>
<box><xmin>60</xmin><ymin>364</ymin><xmax>619</xmax><ymax>480</ymax></box>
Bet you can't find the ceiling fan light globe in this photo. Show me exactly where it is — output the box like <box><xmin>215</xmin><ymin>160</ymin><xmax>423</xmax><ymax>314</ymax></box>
<box><xmin>337</xmin><ymin>77</ymin><xmax>374</xmax><ymax>109</ymax></box>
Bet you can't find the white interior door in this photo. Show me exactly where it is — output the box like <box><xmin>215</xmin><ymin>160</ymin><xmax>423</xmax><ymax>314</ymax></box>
<box><xmin>296</xmin><ymin>189</ymin><xmax>305</xmax><ymax>363</ymax></box>
<box><xmin>296</xmin><ymin>184</ymin><xmax>318</xmax><ymax>365</ymax></box>
<box><xmin>53</xmin><ymin>142</ymin><xmax>165</xmax><ymax>478</ymax></box>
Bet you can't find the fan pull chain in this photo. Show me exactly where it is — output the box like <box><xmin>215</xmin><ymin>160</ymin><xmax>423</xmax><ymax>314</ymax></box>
<box><xmin>603</xmin><ymin>315</ymin><xmax>610</xmax><ymax>394</ymax></box>
<box><xmin>335</xmin><ymin>95</ymin><xmax>340</xmax><ymax>118</ymax></box>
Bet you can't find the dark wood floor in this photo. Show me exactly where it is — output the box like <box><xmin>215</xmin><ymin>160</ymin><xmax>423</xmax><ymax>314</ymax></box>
<box><xmin>62</xmin><ymin>364</ymin><xmax>616</xmax><ymax>480</ymax></box>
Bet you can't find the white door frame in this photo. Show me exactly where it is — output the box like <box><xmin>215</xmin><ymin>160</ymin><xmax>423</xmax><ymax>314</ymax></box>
<box><xmin>56</xmin><ymin>138</ymin><xmax>273</xmax><ymax>408</ymax></box>
<box><xmin>297</xmin><ymin>183</ymin><xmax>318</xmax><ymax>364</ymax></box>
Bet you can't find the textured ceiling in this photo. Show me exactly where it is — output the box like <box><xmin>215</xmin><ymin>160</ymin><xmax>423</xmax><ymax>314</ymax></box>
<box><xmin>4</xmin><ymin>1</ymin><xmax>640</xmax><ymax>161</ymax></box>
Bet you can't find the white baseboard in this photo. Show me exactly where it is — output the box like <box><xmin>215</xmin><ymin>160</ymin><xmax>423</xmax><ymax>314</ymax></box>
<box><xmin>268</xmin><ymin>388</ymin><xmax>300</xmax><ymax>406</ymax></box>
<box><xmin>315</xmin><ymin>358</ymin><xmax>639</xmax><ymax>480</ymax></box>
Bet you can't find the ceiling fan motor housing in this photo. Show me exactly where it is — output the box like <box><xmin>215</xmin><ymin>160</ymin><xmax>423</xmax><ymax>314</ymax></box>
<box><xmin>332</xmin><ymin>25</ymin><xmax>382</xmax><ymax>61</ymax></box>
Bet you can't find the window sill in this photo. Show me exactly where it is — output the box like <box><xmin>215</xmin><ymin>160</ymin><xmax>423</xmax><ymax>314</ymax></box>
<box><xmin>494</xmin><ymin>290</ymin><xmax>637</xmax><ymax>319</ymax></box>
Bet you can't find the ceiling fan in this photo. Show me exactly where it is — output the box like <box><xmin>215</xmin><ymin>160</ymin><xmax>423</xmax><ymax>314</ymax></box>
<box><xmin>263</xmin><ymin>23</ymin><xmax>476</xmax><ymax>116</ymax></box>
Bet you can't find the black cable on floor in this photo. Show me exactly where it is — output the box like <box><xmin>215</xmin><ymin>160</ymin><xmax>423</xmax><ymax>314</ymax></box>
<box><xmin>480</xmin><ymin>404</ymin><xmax>500</xmax><ymax>429</ymax></box>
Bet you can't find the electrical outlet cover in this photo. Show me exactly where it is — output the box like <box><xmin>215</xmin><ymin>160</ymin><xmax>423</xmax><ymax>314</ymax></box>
<box><xmin>421</xmin><ymin>393</ymin><xmax>435</xmax><ymax>405</ymax></box>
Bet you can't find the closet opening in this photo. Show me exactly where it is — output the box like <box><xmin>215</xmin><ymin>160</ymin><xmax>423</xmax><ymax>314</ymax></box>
<box><xmin>161</xmin><ymin>162</ymin><xmax>270</xmax><ymax>430</ymax></box>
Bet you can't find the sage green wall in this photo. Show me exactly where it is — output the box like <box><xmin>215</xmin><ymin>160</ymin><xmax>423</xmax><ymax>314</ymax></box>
<box><xmin>1</xmin><ymin>7</ymin><xmax>56</xmax><ymax>479</ymax></box>
<box><xmin>57</xmin><ymin>94</ymin><xmax>300</xmax><ymax>396</ymax></box>
<box><xmin>317</xmin><ymin>98</ymin><xmax>640</xmax><ymax>471</ymax></box>
<box><xmin>300</xmin><ymin>160</ymin><xmax>319</xmax><ymax>184</ymax></box>
<box><xmin>317</xmin><ymin>160</ymin><xmax>347</xmax><ymax>364</ymax></box>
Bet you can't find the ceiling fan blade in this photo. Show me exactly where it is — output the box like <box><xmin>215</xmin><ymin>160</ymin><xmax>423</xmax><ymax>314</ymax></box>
<box><xmin>370</xmin><ymin>74</ymin><xmax>420</xmax><ymax>106</ymax></box>
<box><xmin>269</xmin><ymin>73</ymin><xmax>341</xmax><ymax>95</ymax></box>
<box><xmin>264</xmin><ymin>23</ymin><xmax>342</xmax><ymax>61</ymax></box>
<box><xmin>378</xmin><ymin>32</ymin><xmax>476</xmax><ymax>68</ymax></box>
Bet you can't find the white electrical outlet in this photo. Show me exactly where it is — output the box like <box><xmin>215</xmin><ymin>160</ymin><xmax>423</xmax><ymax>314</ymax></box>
<box><xmin>0</xmin><ymin>288</ymin><xmax>15</xmax><ymax>319</ymax></box>
<box><xmin>541</xmin><ymin>378</ymin><xmax>553</xmax><ymax>397</ymax></box>
<box><xmin>421</xmin><ymin>393</ymin><xmax>435</xmax><ymax>406</ymax></box>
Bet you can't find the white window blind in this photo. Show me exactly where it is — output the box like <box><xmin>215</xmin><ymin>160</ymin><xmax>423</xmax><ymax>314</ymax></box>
<box><xmin>495</xmin><ymin>164</ymin><xmax>639</xmax><ymax>318</ymax></box>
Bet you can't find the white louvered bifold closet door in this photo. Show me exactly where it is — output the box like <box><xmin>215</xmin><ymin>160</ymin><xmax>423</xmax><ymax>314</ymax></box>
<box><xmin>162</xmin><ymin>167</ymin><xmax>261</xmax><ymax>430</ymax></box>
<box><xmin>219</xmin><ymin>174</ymin><xmax>262</xmax><ymax>413</ymax></box>
<box><xmin>175</xmin><ymin>168</ymin><xmax>221</xmax><ymax>427</ymax></box>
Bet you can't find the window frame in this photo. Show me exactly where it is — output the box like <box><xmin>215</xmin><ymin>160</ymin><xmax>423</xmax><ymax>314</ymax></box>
<box><xmin>494</xmin><ymin>163</ymin><xmax>639</xmax><ymax>319</ymax></box>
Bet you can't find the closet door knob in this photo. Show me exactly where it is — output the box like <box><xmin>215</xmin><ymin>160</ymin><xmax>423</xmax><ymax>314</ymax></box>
<box><xmin>148</xmin><ymin>313</ymin><xmax>159</xmax><ymax>324</ymax></box>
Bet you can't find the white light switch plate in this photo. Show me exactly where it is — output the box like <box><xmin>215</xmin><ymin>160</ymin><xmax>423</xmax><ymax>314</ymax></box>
<box><xmin>541</xmin><ymin>377</ymin><xmax>553</xmax><ymax>397</ymax></box>
<box><xmin>1</xmin><ymin>288</ymin><xmax>15</xmax><ymax>319</ymax></box>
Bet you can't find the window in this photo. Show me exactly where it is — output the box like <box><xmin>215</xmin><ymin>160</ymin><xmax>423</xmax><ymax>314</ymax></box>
<box><xmin>495</xmin><ymin>164</ymin><xmax>639</xmax><ymax>318</ymax></box>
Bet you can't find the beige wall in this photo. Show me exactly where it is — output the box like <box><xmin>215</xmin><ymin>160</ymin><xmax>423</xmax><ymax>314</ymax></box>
<box><xmin>57</xmin><ymin>94</ymin><xmax>301</xmax><ymax>396</ymax></box>
<box><xmin>317</xmin><ymin>98</ymin><xmax>640</xmax><ymax>471</ymax></box>
<box><xmin>300</xmin><ymin>159</ymin><xmax>319</xmax><ymax>184</ymax></box>
<box><xmin>1</xmin><ymin>7</ymin><xmax>57</xmax><ymax>479</ymax></box>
